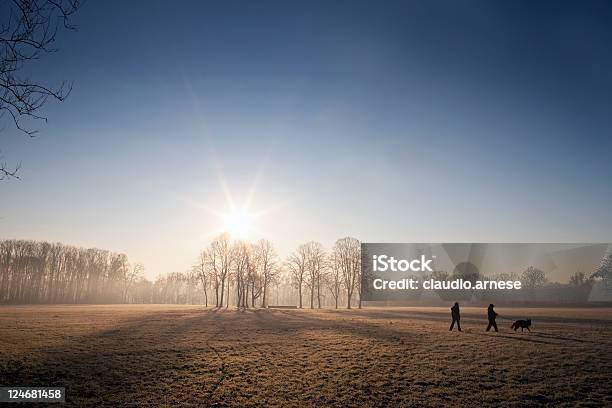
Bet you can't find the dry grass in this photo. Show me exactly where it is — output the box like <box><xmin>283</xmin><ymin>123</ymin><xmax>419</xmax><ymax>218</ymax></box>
<box><xmin>1</xmin><ymin>305</ymin><xmax>611</xmax><ymax>407</ymax></box>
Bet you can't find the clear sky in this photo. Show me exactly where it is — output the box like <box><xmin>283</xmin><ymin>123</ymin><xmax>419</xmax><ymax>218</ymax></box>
<box><xmin>1</xmin><ymin>0</ymin><xmax>612</xmax><ymax>278</ymax></box>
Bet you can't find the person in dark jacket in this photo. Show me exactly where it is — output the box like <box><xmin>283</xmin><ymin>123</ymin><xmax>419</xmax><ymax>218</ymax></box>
<box><xmin>486</xmin><ymin>304</ymin><xmax>498</xmax><ymax>332</ymax></box>
<box><xmin>449</xmin><ymin>302</ymin><xmax>461</xmax><ymax>331</ymax></box>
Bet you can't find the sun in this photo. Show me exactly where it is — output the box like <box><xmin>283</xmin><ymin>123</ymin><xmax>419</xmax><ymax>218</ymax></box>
<box><xmin>183</xmin><ymin>163</ymin><xmax>292</xmax><ymax>242</ymax></box>
<box><xmin>223</xmin><ymin>208</ymin><xmax>255</xmax><ymax>240</ymax></box>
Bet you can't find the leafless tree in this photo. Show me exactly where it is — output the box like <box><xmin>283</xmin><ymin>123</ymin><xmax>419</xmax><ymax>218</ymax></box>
<box><xmin>287</xmin><ymin>244</ymin><xmax>308</xmax><ymax>308</ymax></box>
<box><xmin>246</xmin><ymin>243</ymin><xmax>261</xmax><ymax>307</ymax></box>
<box><xmin>304</xmin><ymin>241</ymin><xmax>326</xmax><ymax>309</ymax></box>
<box><xmin>0</xmin><ymin>239</ymin><xmax>134</xmax><ymax>303</ymax></box>
<box><xmin>569</xmin><ymin>271</ymin><xmax>591</xmax><ymax>287</ymax></box>
<box><xmin>122</xmin><ymin>263</ymin><xmax>143</xmax><ymax>302</ymax></box>
<box><xmin>193</xmin><ymin>251</ymin><xmax>209</xmax><ymax>307</ymax></box>
<box><xmin>327</xmin><ymin>250</ymin><xmax>342</xmax><ymax>309</ymax></box>
<box><xmin>521</xmin><ymin>266</ymin><xmax>547</xmax><ymax>290</ymax></box>
<box><xmin>332</xmin><ymin>237</ymin><xmax>361</xmax><ymax>309</ymax></box>
<box><xmin>205</xmin><ymin>233</ymin><xmax>232</xmax><ymax>307</ymax></box>
<box><xmin>1</xmin><ymin>0</ymin><xmax>82</xmax><ymax>180</ymax></box>
<box><xmin>232</xmin><ymin>240</ymin><xmax>251</xmax><ymax>309</ymax></box>
<box><xmin>255</xmin><ymin>239</ymin><xmax>278</xmax><ymax>308</ymax></box>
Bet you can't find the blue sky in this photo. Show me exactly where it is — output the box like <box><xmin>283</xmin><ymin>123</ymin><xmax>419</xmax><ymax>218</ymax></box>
<box><xmin>1</xmin><ymin>0</ymin><xmax>612</xmax><ymax>277</ymax></box>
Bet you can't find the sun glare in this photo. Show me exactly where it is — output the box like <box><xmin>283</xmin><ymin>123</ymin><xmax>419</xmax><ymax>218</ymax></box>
<box><xmin>223</xmin><ymin>209</ymin><xmax>255</xmax><ymax>240</ymax></box>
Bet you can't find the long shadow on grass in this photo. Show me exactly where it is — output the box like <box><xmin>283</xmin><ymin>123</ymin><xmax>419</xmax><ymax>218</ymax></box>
<box><xmin>0</xmin><ymin>308</ymin><xmax>227</xmax><ymax>408</ymax></box>
<box><xmin>247</xmin><ymin>308</ymin><xmax>423</xmax><ymax>347</ymax></box>
<box><xmin>479</xmin><ymin>333</ymin><xmax>556</xmax><ymax>345</ymax></box>
<box><xmin>528</xmin><ymin>332</ymin><xmax>596</xmax><ymax>344</ymax></box>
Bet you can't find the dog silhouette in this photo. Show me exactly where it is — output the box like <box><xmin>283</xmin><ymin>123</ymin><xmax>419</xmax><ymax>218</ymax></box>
<box><xmin>511</xmin><ymin>319</ymin><xmax>532</xmax><ymax>332</ymax></box>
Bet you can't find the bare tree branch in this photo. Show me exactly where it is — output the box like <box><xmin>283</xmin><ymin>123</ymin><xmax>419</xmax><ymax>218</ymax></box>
<box><xmin>0</xmin><ymin>159</ymin><xmax>21</xmax><ymax>180</ymax></box>
<box><xmin>1</xmin><ymin>0</ymin><xmax>81</xmax><ymax>180</ymax></box>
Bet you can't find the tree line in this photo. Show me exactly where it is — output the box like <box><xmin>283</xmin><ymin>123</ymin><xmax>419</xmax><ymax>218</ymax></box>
<box><xmin>0</xmin><ymin>234</ymin><xmax>612</xmax><ymax>308</ymax></box>
<box><xmin>0</xmin><ymin>235</ymin><xmax>363</xmax><ymax>308</ymax></box>
<box><xmin>3</xmin><ymin>237</ymin><xmax>610</xmax><ymax>306</ymax></box>
<box><xmin>0</xmin><ymin>240</ymin><xmax>139</xmax><ymax>303</ymax></box>
<box><xmin>192</xmin><ymin>234</ymin><xmax>362</xmax><ymax>309</ymax></box>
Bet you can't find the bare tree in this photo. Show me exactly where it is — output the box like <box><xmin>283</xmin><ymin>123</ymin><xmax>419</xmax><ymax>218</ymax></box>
<box><xmin>254</xmin><ymin>239</ymin><xmax>278</xmax><ymax>308</ymax></box>
<box><xmin>232</xmin><ymin>240</ymin><xmax>250</xmax><ymax>309</ymax></box>
<box><xmin>327</xmin><ymin>250</ymin><xmax>342</xmax><ymax>309</ymax></box>
<box><xmin>123</xmin><ymin>263</ymin><xmax>144</xmax><ymax>302</ymax></box>
<box><xmin>202</xmin><ymin>247</ymin><xmax>220</xmax><ymax>306</ymax></box>
<box><xmin>1</xmin><ymin>0</ymin><xmax>82</xmax><ymax>179</ymax></box>
<box><xmin>0</xmin><ymin>239</ymin><xmax>135</xmax><ymax>304</ymax></box>
<box><xmin>521</xmin><ymin>266</ymin><xmax>547</xmax><ymax>290</ymax></box>
<box><xmin>287</xmin><ymin>244</ymin><xmax>308</xmax><ymax>308</ymax></box>
<box><xmin>193</xmin><ymin>251</ymin><xmax>209</xmax><ymax>307</ymax></box>
<box><xmin>333</xmin><ymin>237</ymin><xmax>361</xmax><ymax>309</ymax></box>
<box><xmin>246</xmin><ymin>243</ymin><xmax>261</xmax><ymax>307</ymax></box>
<box><xmin>304</xmin><ymin>241</ymin><xmax>326</xmax><ymax>309</ymax></box>
<box><xmin>206</xmin><ymin>233</ymin><xmax>232</xmax><ymax>307</ymax></box>
<box><xmin>569</xmin><ymin>271</ymin><xmax>591</xmax><ymax>287</ymax></box>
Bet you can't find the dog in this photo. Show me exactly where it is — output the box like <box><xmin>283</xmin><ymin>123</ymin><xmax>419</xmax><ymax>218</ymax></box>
<box><xmin>511</xmin><ymin>319</ymin><xmax>532</xmax><ymax>332</ymax></box>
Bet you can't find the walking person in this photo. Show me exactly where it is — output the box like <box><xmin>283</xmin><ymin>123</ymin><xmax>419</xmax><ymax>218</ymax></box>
<box><xmin>449</xmin><ymin>302</ymin><xmax>461</xmax><ymax>331</ymax></box>
<box><xmin>486</xmin><ymin>303</ymin><xmax>498</xmax><ymax>332</ymax></box>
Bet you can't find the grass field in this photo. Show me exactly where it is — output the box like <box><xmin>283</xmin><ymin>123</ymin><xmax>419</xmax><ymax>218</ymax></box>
<box><xmin>1</xmin><ymin>305</ymin><xmax>611</xmax><ymax>407</ymax></box>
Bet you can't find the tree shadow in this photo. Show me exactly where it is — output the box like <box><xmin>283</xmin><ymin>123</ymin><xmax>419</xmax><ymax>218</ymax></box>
<box><xmin>479</xmin><ymin>333</ymin><xmax>556</xmax><ymax>345</ymax></box>
<box><xmin>0</xmin><ymin>309</ymin><xmax>224</xmax><ymax>407</ymax></box>
<box><xmin>528</xmin><ymin>332</ymin><xmax>595</xmax><ymax>344</ymax></box>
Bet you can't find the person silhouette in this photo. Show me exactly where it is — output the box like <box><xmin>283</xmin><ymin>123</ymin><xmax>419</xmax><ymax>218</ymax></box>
<box><xmin>449</xmin><ymin>302</ymin><xmax>461</xmax><ymax>331</ymax></box>
<box><xmin>486</xmin><ymin>304</ymin><xmax>498</xmax><ymax>332</ymax></box>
